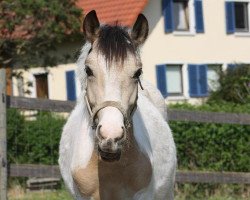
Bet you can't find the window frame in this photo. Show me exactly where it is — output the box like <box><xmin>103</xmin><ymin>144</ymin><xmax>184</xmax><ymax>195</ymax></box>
<box><xmin>16</xmin><ymin>76</ymin><xmax>24</xmax><ymax>97</ymax></box>
<box><xmin>165</xmin><ymin>64</ymin><xmax>184</xmax><ymax>96</ymax></box>
<box><xmin>156</xmin><ymin>63</ymin><xmax>189</xmax><ymax>100</ymax></box>
<box><xmin>173</xmin><ymin>0</ymin><xmax>196</xmax><ymax>35</ymax></box>
<box><xmin>163</xmin><ymin>0</ymin><xmax>204</xmax><ymax>35</ymax></box>
<box><xmin>234</xmin><ymin>1</ymin><xmax>250</xmax><ymax>32</ymax></box>
<box><xmin>226</xmin><ymin>0</ymin><xmax>250</xmax><ymax>35</ymax></box>
<box><xmin>207</xmin><ymin>64</ymin><xmax>222</xmax><ymax>92</ymax></box>
<box><xmin>173</xmin><ymin>0</ymin><xmax>190</xmax><ymax>31</ymax></box>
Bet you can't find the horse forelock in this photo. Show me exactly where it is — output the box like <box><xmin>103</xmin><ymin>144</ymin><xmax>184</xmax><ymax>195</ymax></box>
<box><xmin>96</xmin><ymin>25</ymin><xmax>136</xmax><ymax>65</ymax></box>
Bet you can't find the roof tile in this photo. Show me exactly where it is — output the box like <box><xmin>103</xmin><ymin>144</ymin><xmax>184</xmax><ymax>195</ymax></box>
<box><xmin>76</xmin><ymin>0</ymin><xmax>148</xmax><ymax>27</ymax></box>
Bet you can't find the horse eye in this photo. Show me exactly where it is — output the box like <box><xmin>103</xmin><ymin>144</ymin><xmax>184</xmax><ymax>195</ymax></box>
<box><xmin>85</xmin><ymin>66</ymin><xmax>94</xmax><ymax>77</ymax></box>
<box><xmin>133</xmin><ymin>68</ymin><xmax>142</xmax><ymax>79</ymax></box>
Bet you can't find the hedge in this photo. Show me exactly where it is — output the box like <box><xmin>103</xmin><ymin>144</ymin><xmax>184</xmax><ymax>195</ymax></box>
<box><xmin>7</xmin><ymin>109</ymin><xmax>65</xmax><ymax>165</ymax></box>
<box><xmin>7</xmin><ymin>102</ymin><xmax>250</xmax><ymax>172</ymax></box>
<box><xmin>169</xmin><ymin>102</ymin><xmax>250</xmax><ymax>172</ymax></box>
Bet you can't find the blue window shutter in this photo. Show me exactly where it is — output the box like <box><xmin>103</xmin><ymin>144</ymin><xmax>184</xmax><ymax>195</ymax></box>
<box><xmin>162</xmin><ymin>0</ymin><xmax>174</xmax><ymax>33</ymax></box>
<box><xmin>188</xmin><ymin>65</ymin><xmax>199</xmax><ymax>97</ymax></box>
<box><xmin>156</xmin><ymin>65</ymin><xmax>167</xmax><ymax>97</ymax></box>
<box><xmin>66</xmin><ymin>70</ymin><xmax>76</xmax><ymax>101</ymax></box>
<box><xmin>199</xmin><ymin>64</ymin><xmax>208</xmax><ymax>96</ymax></box>
<box><xmin>188</xmin><ymin>65</ymin><xmax>208</xmax><ymax>97</ymax></box>
<box><xmin>225</xmin><ymin>2</ymin><xmax>235</xmax><ymax>34</ymax></box>
<box><xmin>195</xmin><ymin>0</ymin><xmax>205</xmax><ymax>33</ymax></box>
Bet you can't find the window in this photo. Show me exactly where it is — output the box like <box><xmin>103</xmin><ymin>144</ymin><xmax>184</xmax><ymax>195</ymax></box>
<box><xmin>162</xmin><ymin>0</ymin><xmax>204</xmax><ymax>33</ymax></box>
<box><xmin>173</xmin><ymin>0</ymin><xmax>190</xmax><ymax>31</ymax></box>
<box><xmin>35</xmin><ymin>74</ymin><xmax>49</xmax><ymax>99</ymax></box>
<box><xmin>207</xmin><ymin>65</ymin><xmax>221</xmax><ymax>92</ymax></box>
<box><xmin>156</xmin><ymin>64</ymin><xmax>183</xmax><ymax>97</ymax></box>
<box><xmin>157</xmin><ymin>64</ymin><xmax>222</xmax><ymax>98</ymax></box>
<box><xmin>166</xmin><ymin>65</ymin><xmax>183</xmax><ymax>95</ymax></box>
<box><xmin>17</xmin><ymin>77</ymin><xmax>24</xmax><ymax>97</ymax></box>
<box><xmin>235</xmin><ymin>2</ymin><xmax>249</xmax><ymax>32</ymax></box>
<box><xmin>226</xmin><ymin>1</ymin><xmax>250</xmax><ymax>34</ymax></box>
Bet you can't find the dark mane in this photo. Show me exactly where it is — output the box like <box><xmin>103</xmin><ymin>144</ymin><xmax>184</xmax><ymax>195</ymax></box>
<box><xmin>97</xmin><ymin>25</ymin><xmax>136</xmax><ymax>64</ymax></box>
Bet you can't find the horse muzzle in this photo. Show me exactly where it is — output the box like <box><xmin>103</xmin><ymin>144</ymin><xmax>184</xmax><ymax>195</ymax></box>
<box><xmin>98</xmin><ymin>146</ymin><xmax>121</xmax><ymax>162</ymax></box>
<box><xmin>98</xmin><ymin>138</ymin><xmax>122</xmax><ymax>162</ymax></box>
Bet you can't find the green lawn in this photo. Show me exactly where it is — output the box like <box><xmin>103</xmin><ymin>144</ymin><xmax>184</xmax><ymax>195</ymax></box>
<box><xmin>8</xmin><ymin>188</ymin><xmax>248</xmax><ymax>200</ymax></box>
<box><xmin>8</xmin><ymin>186</ymin><xmax>72</xmax><ymax>200</ymax></box>
<box><xmin>175</xmin><ymin>195</ymin><xmax>247</xmax><ymax>200</ymax></box>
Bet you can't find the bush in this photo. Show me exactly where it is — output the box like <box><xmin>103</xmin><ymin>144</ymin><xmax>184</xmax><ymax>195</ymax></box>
<box><xmin>7</xmin><ymin>110</ymin><xmax>65</xmax><ymax>165</ymax></box>
<box><xmin>7</xmin><ymin>109</ymin><xmax>25</xmax><ymax>163</ymax></box>
<box><xmin>169</xmin><ymin>103</ymin><xmax>250</xmax><ymax>172</ymax></box>
<box><xmin>209</xmin><ymin>64</ymin><xmax>250</xmax><ymax>104</ymax></box>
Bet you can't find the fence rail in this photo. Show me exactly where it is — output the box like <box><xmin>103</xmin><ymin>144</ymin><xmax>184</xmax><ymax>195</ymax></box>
<box><xmin>7</xmin><ymin>96</ymin><xmax>250</xmax><ymax>125</ymax></box>
<box><xmin>9</xmin><ymin>164</ymin><xmax>250</xmax><ymax>184</ymax></box>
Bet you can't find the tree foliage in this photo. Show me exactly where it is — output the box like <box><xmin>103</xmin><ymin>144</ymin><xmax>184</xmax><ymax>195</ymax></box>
<box><xmin>0</xmin><ymin>0</ymin><xmax>83</xmax><ymax>68</ymax></box>
<box><xmin>208</xmin><ymin>65</ymin><xmax>250</xmax><ymax>104</ymax></box>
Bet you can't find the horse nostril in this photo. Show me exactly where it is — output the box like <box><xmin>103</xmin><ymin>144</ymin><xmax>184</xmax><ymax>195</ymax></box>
<box><xmin>114</xmin><ymin>126</ymin><xmax>125</xmax><ymax>143</ymax></box>
<box><xmin>96</xmin><ymin>125</ymin><xmax>105</xmax><ymax>140</ymax></box>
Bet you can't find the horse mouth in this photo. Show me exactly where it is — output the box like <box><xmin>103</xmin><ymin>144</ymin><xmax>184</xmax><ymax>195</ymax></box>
<box><xmin>98</xmin><ymin>147</ymin><xmax>121</xmax><ymax>162</ymax></box>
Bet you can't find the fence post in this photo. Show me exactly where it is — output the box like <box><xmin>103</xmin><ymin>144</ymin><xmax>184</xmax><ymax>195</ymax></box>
<box><xmin>0</xmin><ymin>69</ymin><xmax>7</xmax><ymax>200</ymax></box>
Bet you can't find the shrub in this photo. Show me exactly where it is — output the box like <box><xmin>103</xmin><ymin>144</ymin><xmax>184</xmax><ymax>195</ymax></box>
<box><xmin>7</xmin><ymin>110</ymin><xmax>65</xmax><ymax>165</ymax></box>
<box><xmin>7</xmin><ymin>109</ymin><xmax>25</xmax><ymax>163</ymax></box>
<box><xmin>209</xmin><ymin>64</ymin><xmax>250</xmax><ymax>104</ymax></box>
<box><xmin>168</xmin><ymin>103</ymin><xmax>250</xmax><ymax>172</ymax></box>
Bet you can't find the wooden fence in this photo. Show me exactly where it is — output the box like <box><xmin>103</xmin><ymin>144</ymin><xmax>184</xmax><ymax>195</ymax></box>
<box><xmin>9</xmin><ymin>164</ymin><xmax>250</xmax><ymax>184</ymax></box>
<box><xmin>0</xmin><ymin>69</ymin><xmax>250</xmax><ymax>199</ymax></box>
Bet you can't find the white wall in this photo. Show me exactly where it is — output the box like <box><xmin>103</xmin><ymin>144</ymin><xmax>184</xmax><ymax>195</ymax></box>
<box><xmin>13</xmin><ymin>63</ymin><xmax>79</xmax><ymax>101</ymax></box>
<box><xmin>142</xmin><ymin>0</ymin><xmax>250</xmax><ymax>86</ymax></box>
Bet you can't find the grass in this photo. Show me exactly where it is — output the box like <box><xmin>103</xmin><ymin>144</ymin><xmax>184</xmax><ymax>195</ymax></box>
<box><xmin>8</xmin><ymin>184</ymin><xmax>250</xmax><ymax>200</ymax></box>
<box><xmin>8</xmin><ymin>192</ymin><xmax>248</xmax><ymax>200</ymax></box>
<box><xmin>8</xmin><ymin>185</ymin><xmax>71</xmax><ymax>200</ymax></box>
<box><xmin>175</xmin><ymin>196</ymin><xmax>247</xmax><ymax>200</ymax></box>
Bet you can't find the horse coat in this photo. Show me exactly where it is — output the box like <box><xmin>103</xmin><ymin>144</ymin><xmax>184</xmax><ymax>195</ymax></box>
<box><xmin>59</xmin><ymin>43</ymin><xmax>177</xmax><ymax>200</ymax></box>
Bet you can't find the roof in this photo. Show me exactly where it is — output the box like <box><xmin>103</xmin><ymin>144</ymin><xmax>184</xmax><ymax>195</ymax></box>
<box><xmin>76</xmin><ymin>0</ymin><xmax>148</xmax><ymax>27</ymax></box>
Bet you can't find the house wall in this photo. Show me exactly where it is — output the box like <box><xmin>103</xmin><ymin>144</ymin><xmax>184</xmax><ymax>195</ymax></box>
<box><xmin>12</xmin><ymin>0</ymin><xmax>250</xmax><ymax>102</ymax></box>
<box><xmin>12</xmin><ymin>40</ymin><xmax>83</xmax><ymax>100</ymax></box>
<box><xmin>142</xmin><ymin>0</ymin><xmax>250</xmax><ymax>86</ymax></box>
<box><xmin>12</xmin><ymin>64</ymin><xmax>79</xmax><ymax>100</ymax></box>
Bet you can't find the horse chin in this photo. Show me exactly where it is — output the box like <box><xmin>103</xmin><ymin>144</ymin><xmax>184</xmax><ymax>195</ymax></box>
<box><xmin>98</xmin><ymin>146</ymin><xmax>121</xmax><ymax>162</ymax></box>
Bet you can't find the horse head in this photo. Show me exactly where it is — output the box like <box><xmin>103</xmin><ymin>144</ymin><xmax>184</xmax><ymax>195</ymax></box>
<box><xmin>82</xmin><ymin>10</ymin><xmax>148</xmax><ymax>162</ymax></box>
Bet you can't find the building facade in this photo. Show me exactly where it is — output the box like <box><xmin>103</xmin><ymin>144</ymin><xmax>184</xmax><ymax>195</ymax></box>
<box><xmin>12</xmin><ymin>0</ymin><xmax>250</xmax><ymax>103</ymax></box>
<box><xmin>142</xmin><ymin>0</ymin><xmax>250</xmax><ymax>103</ymax></box>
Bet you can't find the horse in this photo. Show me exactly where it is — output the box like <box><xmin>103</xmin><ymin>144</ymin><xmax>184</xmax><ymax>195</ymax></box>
<box><xmin>59</xmin><ymin>10</ymin><xmax>176</xmax><ymax>200</ymax></box>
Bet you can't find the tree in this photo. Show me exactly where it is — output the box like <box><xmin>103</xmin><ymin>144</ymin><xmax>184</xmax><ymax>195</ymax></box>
<box><xmin>0</xmin><ymin>0</ymin><xmax>83</xmax><ymax>69</ymax></box>
<box><xmin>208</xmin><ymin>64</ymin><xmax>250</xmax><ymax>104</ymax></box>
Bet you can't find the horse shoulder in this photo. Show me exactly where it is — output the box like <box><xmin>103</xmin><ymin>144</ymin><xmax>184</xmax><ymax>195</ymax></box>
<box><xmin>72</xmin><ymin>152</ymin><xmax>100</xmax><ymax>199</ymax></box>
<box><xmin>59</xmin><ymin>102</ymin><xmax>95</xmax><ymax>199</ymax></box>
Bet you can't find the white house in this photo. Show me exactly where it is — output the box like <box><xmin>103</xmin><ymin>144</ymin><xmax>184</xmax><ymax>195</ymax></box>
<box><xmin>12</xmin><ymin>0</ymin><xmax>250</xmax><ymax>104</ymax></box>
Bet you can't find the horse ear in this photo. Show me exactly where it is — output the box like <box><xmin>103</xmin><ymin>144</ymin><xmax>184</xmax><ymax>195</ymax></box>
<box><xmin>83</xmin><ymin>10</ymin><xmax>100</xmax><ymax>43</ymax></box>
<box><xmin>131</xmin><ymin>14</ymin><xmax>149</xmax><ymax>47</ymax></box>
